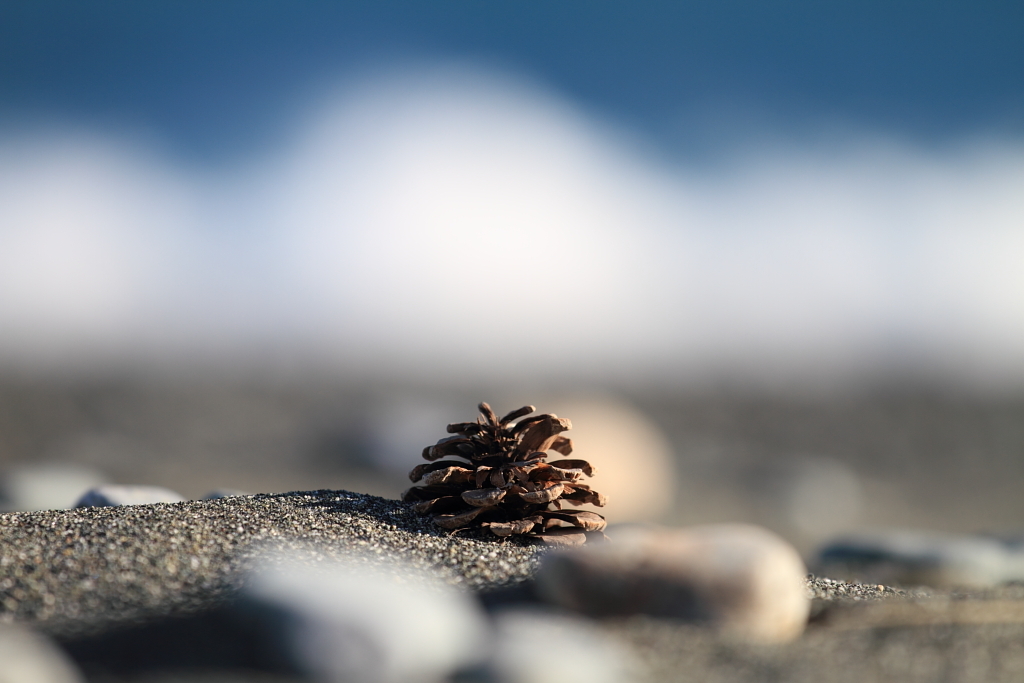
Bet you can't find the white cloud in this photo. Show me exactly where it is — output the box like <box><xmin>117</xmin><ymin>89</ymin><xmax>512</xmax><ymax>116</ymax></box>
<box><xmin>0</xmin><ymin>134</ymin><xmax>196</xmax><ymax>357</ymax></box>
<box><xmin>0</xmin><ymin>65</ymin><xmax>1022</xmax><ymax>383</ymax></box>
<box><xmin>277</xmin><ymin>70</ymin><xmax>672</xmax><ymax>363</ymax></box>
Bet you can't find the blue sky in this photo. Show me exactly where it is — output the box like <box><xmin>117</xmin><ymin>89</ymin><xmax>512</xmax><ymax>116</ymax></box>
<box><xmin>3</xmin><ymin>1</ymin><xmax>1021</xmax><ymax>161</ymax></box>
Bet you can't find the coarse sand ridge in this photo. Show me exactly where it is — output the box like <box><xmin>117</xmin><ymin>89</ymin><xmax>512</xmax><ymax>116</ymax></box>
<box><xmin>0</xmin><ymin>490</ymin><xmax>544</xmax><ymax>636</ymax></box>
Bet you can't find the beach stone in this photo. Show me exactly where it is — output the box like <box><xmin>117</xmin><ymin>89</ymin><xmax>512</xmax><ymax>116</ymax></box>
<box><xmin>486</xmin><ymin>609</ymin><xmax>635</xmax><ymax>683</ymax></box>
<box><xmin>242</xmin><ymin>550</ymin><xmax>488</xmax><ymax>683</ymax></box>
<box><xmin>0</xmin><ymin>624</ymin><xmax>84</xmax><ymax>683</ymax></box>
<box><xmin>756</xmin><ymin>456</ymin><xmax>864</xmax><ymax>545</ymax></box>
<box><xmin>534</xmin><ymin>397</ymin><xmax>677</xmax><ymax>523</ymax></box>
<box><xmin>818</xmin><ymin>529</ymin><xmax>1024</xmax><ymax>588</ymax></box>
<box><xmin>535</xmin><ymin>523</ymin><xmax>810</xmax><ymax>643</ymax></box>
<box><xmin>74</xmin><ymin>485</ymin><xmax>185</xmax><ymax>508</ymax></box>
<box><xmin>0</xmin><ymin>464</ymin><xmax>107</xmax><ymax>512</ymax></box>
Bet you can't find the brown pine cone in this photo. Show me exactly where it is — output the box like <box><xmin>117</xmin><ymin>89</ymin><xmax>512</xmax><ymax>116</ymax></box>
<box><xmin>402</xmin><ymin>402</ymin><xmax>607</xmax><ymax>546</ymax></box>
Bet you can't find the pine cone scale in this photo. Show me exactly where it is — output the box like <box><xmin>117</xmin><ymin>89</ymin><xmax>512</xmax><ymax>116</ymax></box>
<box><xmin>478</xmin><ymin>402</ymin><xmax>499</xmax><ymax>425</ymax></box>
<box><xmin>547</xmin><ymin>459</ymin><xmax>596</xmax><ymax>476</ymax></box>
<box><xmin>423</xmin><ymin>437</ymin><xmax>476</xmax><ymax>461</ymax></box>
<box><xmin>515</xmin><ymin>416</ymin><xmax>571</xmax><ymax>456</ymax></box>
<box><xmin>542</xmin><ymin>509</ymin><xmax>606</xmax><ymax>531</ymax></box>
<box><xmin>508</xmin><ymin>414</ymin><xmax>546</xmax><ymax>435</ymax></box>
<box><xmin>461</xmin><ymin>488</ymin><xmax>506</xmax><ymax>507</ymax></box>
<box><xmin>409</xmin><ymin>460</ymin><xmax>474</xmax><ymax>483</ymax></box>
<box><xmin>500</xmin><ymin>405</ymin><xmax>536</xmax><ymax>424</ymax></box>
<box><xmin>518</xmin><ymin>481</ymin><xmax>564</xmax><ymax>504</ymax></box>
<box><xmin>548</xmin><ymin>435</ymin><xmax>574</xmax><ymax>455</ymax></box>
<box><xmin>446</xmin><ymin>422</ymin><xmax>483</xmax><ymax>435</ymax></box>
<box><xmin>419</xmin><ymin>466</ymin><xmax>474</xmax><ymax>487</ymax></box>
<box><xmin>434</xmin><ymin>507</ymin><xmax>488</xmax><ymax>529</ymax></box>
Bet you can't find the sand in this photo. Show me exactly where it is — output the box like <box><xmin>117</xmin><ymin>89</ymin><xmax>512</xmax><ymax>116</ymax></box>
<box><xmin>3</xmin><ymin>490</ymin><xmax>1024</xmax><ymax>682</ymax></box>
<box><xmin>0</xmin><ymin>490</ymin><xmax>542</xmax><ymax>637</ymax></box>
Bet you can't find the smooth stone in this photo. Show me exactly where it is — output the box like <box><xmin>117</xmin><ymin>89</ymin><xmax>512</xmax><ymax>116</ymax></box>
<box><xmin>527</xmin><ymin>397</ymin><xmax>677</xmax><ymax>523</ymax></box>
<box><xmin>74</xmin><ymin>485</ymin><xmax>185</xmax><ymax>508</ymax></box>
<box><xmin>242</xmin><ymin>550</ymin><xmax>487</xmax><ymax>683</ymax></box>
<box><xmin>0</xmin><ymin>623</ymin><xmax>84</xmax><ymax>683</ymax></box>
<box><xmin>818</xmin><ymin>529</ymin><xmax>1024</xmax><ymax>588</ymax></box>
<box><xmin>0</xmin><ymin>463</ymin><xmax>107</xmax><ymax>511</ymax></box>
<box><xmin>536</xmin><ymin>523</ymin><xmax>810</xmax><ymax>643</ymax></box>
<box><xmin>486</xmin><ymin>609</ymin><xmax>633</xmax><ymax>683</ymax></box>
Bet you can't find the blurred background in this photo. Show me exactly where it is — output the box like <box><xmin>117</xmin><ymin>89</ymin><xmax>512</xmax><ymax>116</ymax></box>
<box><xmin>1</xmin><ymin>1</ymin><xmax>1022</xmax><ymax>553</ymax></box>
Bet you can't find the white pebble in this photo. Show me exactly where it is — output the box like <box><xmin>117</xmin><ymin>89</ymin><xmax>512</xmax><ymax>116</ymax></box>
<box><xmin>244</xmin><ymin>549</ymin><xmax>488</xmax><ymax>683</ymax></box>
<box><xmin>74</xmin><ymin>485</ymin><xmax>185</xmax><ymax>508</ymax></box>
<box><xmin>0</xmin><ymin>623</ymin><xmax>84</xmax><ymax>683</ymax></box>
<box><xmin>536</xmin><ymin>523</ymin><xmax>810</xmax><ymax>643</ymax></box>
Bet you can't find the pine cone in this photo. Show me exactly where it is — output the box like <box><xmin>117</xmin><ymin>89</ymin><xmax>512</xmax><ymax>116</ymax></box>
<box><xmin>402</xmin><ymin>402</ymin><xmax>608</xmax><ymax>546</ymax></box>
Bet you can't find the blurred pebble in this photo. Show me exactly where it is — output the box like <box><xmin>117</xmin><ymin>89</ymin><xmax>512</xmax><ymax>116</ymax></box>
<box><xmin>818</xmin><ymin>529</ymin><xmax>1024</xmax><ymax>588</ymax></box>
<box><xmin>366</xmin><ymin>397</ymin><xmax>463</xmax><ymax>477</ymax></box>
<box><xmin>536</xmin><ymin>523</ymin><xmax>809</xmax><ymax>643</ymax></box>
<box><xmin>0</xmin><ymin>463</ymin><xmax>107</xmax><ymax>512</ymax></box>
<box><xmin>525</xmin><ymin>396</ymin><xmax>677</xmax><ymax>523</ymax></box>
<box><xmin>201</xmin><ymin>489</ymin><xmax>251</xmax><ymax>500</ymax></box>
<box><xmin>760</xmin><ymin>456</ymin><xmax>864</xmax><ymax>544</ymax></box>
<box><xmin>243</xmin><ymin>550</ymin><xmax>487</xmax><ymax>683</ymax></box>
<box><xmin>74</xmin><ymin>485</ymin><xmax>185</xmax><ymax>508</ymax></box>
<box><xmin>0</xmin><ymin>623</ymin><xmax>84</xmax><ymax>683</ymax></box>
<box><xmin>485</xmin><ymin>609</ymin><xmax>636</xmax><ymax>683</ymax></box>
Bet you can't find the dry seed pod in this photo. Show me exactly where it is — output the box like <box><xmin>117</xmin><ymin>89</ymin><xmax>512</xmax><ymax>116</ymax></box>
<box><xmin>402</xmin><ymin>403</ymin><xmax>607</xmax><ymax>545</ymax></box>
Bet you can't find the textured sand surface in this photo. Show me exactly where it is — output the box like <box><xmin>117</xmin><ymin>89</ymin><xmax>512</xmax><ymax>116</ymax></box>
<box><xmin>3</xmin><ymin>491</ymin><xmax>1024</xmax><ymax>683</ymax></box>
<box><xmin>0</xmin><ymin>490</ymin><xmax>543</xmax><ymax>637</ymax></box>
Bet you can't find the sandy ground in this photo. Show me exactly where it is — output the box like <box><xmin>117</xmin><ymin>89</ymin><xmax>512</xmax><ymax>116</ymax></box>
<box><xmin>3</xmin><ymin>490</ymin><xmax>1024</xmax><ymax>682</ymax></box>
<box><xmin>0</xmin><ymin>490</ymin><xmax>541</xmax><ymax>636</ymax></box>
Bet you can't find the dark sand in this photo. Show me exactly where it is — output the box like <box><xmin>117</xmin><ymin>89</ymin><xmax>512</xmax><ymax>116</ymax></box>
<box><xmin>3</xmin><ymin>490</ymin><xmax>1024</xmax><ymax>682</ymax></box>
<box><xmin>0</xmin><ymin>490</ymin><xmax>543</xmax><ymax>637</ymax></box>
